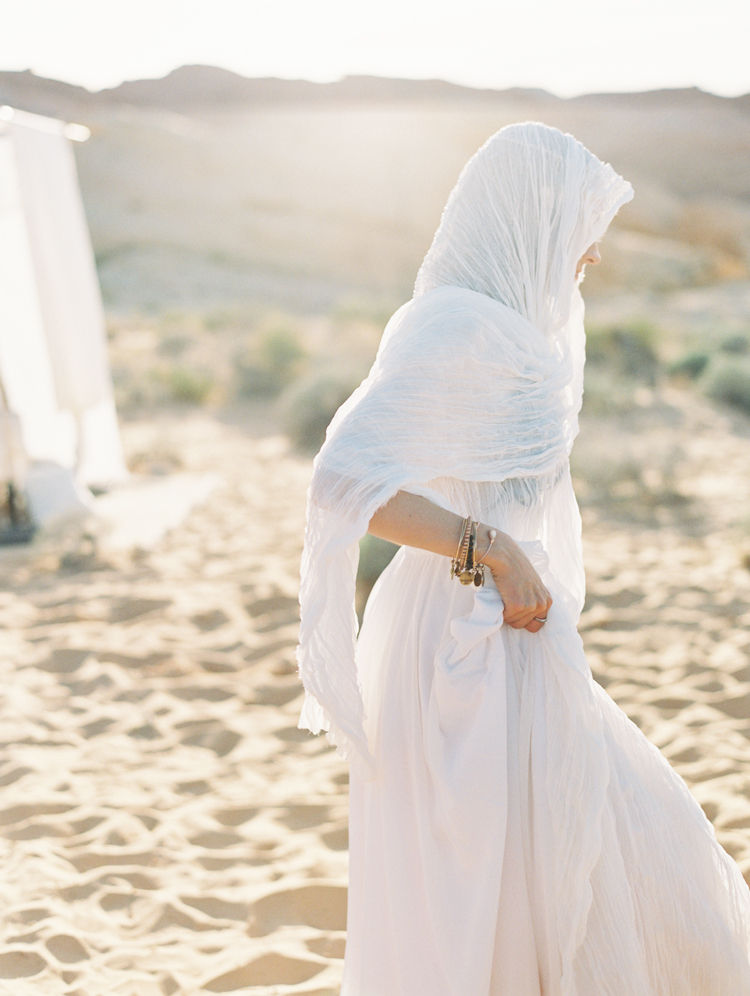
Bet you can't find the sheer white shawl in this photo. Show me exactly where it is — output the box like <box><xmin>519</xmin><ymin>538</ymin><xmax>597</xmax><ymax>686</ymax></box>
<box><xmin>297</xmin><ymin>122</ymin><xmax>633</xmax><ymax>770</ymax></box>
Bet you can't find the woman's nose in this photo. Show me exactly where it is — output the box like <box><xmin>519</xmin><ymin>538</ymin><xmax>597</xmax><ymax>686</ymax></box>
<box><xmin>585</xmin><ymin>243</ymin><xmax>601</xmax><ymax>265</ymax></box>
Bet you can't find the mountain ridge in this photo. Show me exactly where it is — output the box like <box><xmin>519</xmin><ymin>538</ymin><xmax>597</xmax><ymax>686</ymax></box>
<box><xmin>2</xmin><ymin>66</ymin><xmax>750</xmax><ymax>312</ymax></box>
<box><xmin>2</xmin><ymin>65</ymin><xmax>748</xmax><ymax>119</ymax></box>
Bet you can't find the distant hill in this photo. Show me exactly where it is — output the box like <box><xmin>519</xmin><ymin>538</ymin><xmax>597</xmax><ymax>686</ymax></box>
<box><xmin>0</xmin><ymin>66</ymin><xmax>567</xmax><ymax>114</ymax></box>
<box><xmin>2</xmin><ymin>67</ymin><xmax>749</xmax><ymax>312</ymax></box>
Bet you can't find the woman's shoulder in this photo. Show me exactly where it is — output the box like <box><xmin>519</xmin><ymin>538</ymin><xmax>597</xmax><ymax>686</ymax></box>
<box><xmin>381</xmin><ymin>286</ymin><xmax>549</xmax><ymax>361</ymax></box>
<box><xmin>409</xmin><ymin>285</ymin><xmax>518</xmax><ymax>321</ymax></box>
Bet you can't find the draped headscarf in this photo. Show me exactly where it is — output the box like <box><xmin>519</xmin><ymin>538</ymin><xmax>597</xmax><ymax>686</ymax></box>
<box><xmin>297</xmin><ymin>122</ymin><xmax>633</xmax><ymax>769</ymax></box>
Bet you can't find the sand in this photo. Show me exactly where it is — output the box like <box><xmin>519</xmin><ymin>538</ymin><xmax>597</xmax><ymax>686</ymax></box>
<box><xmin>0</xmin><ymin>393</ymin><xmax>748</xmax><ymax>995</ymax></box>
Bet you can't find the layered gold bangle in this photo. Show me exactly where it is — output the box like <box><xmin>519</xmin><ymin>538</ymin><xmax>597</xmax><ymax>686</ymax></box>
<box><xmin>450</xmin><ymin>517</ymin><xmax>492</xmax><ymax>587</ymax></box>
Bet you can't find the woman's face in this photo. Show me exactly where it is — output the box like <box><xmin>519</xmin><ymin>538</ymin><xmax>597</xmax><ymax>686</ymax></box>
<box><xmin>575</xmin><ymin>242</ymin><xmax>601</xmax><ymax>280</ymax></box>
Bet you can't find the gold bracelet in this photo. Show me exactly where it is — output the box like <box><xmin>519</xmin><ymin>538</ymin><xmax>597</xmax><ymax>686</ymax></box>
<box><xmin>451</xmin><ymin>517</ymin><xmax>486</xmax><ymax>587</ymax></box>
<box><xmin>476</xmin><ymin>528</ymin><xmax>497</xmax><ymax>565</ymax></box>
<box><xmin>454</xmin><ymin>517</ymin><xmax>469</xmax><ymax>562</ymax></box>
<box><xmin>450</xmin><ymin>517</ymin><xmax>472</xmax><ymax>580</ymax></box>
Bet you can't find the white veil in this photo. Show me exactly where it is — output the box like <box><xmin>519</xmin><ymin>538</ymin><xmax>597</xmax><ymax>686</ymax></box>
<box><xmin>297</xmin><ymin>122</ymin><xmax>633</xmax><ymax>769</ymax></box>
<box><xmin>415</xmin><ymin>122</ymin><xmax>631</xmax><ymax>337</ymax></box>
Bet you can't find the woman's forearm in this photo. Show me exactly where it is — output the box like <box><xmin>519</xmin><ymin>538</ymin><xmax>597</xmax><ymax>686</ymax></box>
<box><xmin>367</xmin><ymin>491</ymin><xmax>465</xmax><ymax>558</ymax></box>
<box><xmin>368</xmin><ymin>491</ymin><xmax>504</xmax><ymax>571</ymax></box>
<box><xmin>367</xmin><ymin>490</ymin><xmax>553</xmax><ymax>632</ymax></box>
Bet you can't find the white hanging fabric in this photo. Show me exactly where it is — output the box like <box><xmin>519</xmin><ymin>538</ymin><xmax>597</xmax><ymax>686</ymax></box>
<box><xmin>0</xmin><ymin>107</ymin><xmax>126</xmax><ymax>491</ymax></box>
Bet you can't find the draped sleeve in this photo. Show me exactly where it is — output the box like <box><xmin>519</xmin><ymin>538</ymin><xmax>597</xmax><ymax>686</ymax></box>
<box><xmin>296</xmin><ymin>287</ymin><xmax>576</xmax><ymax>771</ymax></box>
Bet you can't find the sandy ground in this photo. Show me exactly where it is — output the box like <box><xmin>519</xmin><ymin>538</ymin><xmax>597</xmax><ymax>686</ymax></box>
<box><xmin>0</xmin><ymin>394</ymin><xmax>748</xmax><ymax>995</ymax></box>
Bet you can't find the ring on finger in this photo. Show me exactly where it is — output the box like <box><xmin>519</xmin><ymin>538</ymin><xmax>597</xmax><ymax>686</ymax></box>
<box><xmin>533</xmin><ymin>616</ymin><xmax>547</xmax><ymax>623</ymax></box>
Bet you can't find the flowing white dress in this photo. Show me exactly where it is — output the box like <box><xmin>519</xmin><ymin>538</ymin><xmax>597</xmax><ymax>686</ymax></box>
<box><xmin>343</xmin><ymin>467</ymin><xmax>750</xmax><ymax>996</ymax></box>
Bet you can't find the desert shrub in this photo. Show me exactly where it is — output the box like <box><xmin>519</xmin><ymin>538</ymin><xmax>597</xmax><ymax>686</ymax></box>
<box><xmin>261</xmin><ymin>327</ymin><xmax>306</xmax><ymax>378</ymax></box>
<box><xmin>704</xmin><ymin>359</ymin><xmax>750</xmax><ymax>414</ymax></box>
<box><xmin>203</xmin><ymin>311</ymin><xmax>230</xmax><ymax>332</ymax></box>
<box><xmin>167</xmin><ymin>367</ymin><xmax>214</xmax><ymax>404</ymax></box>
<box><xmin>235</xmin><ymin>326</ymin><xmax>307</xmax><ymax>397</ymax></box>
<box><xmin>281</xmin><ymin>367</ymin><xmax>363</xmax><ymax>451</ymax></box>
<box><xmin>719</xmin><ymin>334</ymin><xmax>749</xmax><ymax>355</ymax></box>
<box><xmin>667</xmin><ymin>352</ymin><xmax>710</xmax><ymax>381</ymax></box>
<box><xmin>586</xmin><ymin>321</ymin><xmax>660</xmax><ymax>384</ymax></box>
<box><xmin>358</xmin><ymin>533</ymin><xmax>400</xmax><ymax>586</ymax></box>
<box><xmin>333</xmin><ymin>298</ymin><xmax>396</xmax><ymax>328</ymax></box>
<box><xmin>157</xmin><ymin>334</ymin><xmax>191</xmax><ymax>358</ymax></box>
<box><xmin>356</xmin><ymin>534</ymin><xmax>400</xmax><ymax>621</ymax></box>
<box><xmin>581</xmin><ymin>368</ymin><xmax>642</xmax><ymax>415</ymax></box>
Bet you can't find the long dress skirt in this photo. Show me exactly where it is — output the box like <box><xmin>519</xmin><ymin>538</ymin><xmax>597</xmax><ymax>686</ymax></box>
<box><xmin>340</xmin><ymin>542</ymin><xmax>750</xmax><ymax>996</ymax></box>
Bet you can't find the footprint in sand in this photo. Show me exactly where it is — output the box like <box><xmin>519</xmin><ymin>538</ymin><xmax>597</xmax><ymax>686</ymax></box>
<box><xmin>100</xmin><ymin>891</ymin><xmax>138</xmax><ymax>911</ymax></box>
<box><xmin>0</xmin><ymin>951</ymin><xmax>48</xmax><ymax>978</ymax></box>
<box><xmin>149</xmin><ymin>902</ymin><xmax>214</xmax><ymax>933</ymax></box>
<box><xmin>213</xmin><ymin>807</ymin><xmax>259</xmax><ymax>827</ymax></box>
<box><xmin>176</xmin><ymin>779</ymin><xmax>212</xmax><ymax>795</ymax></box>
<box><xmin>128</xmin><ymin>722</ymin><xmax>161</xmax><ymax>740</ymax></box>
<box><xmin>243</xmin><ymin>638</ymin><xmax>298</xmax><ymax>665</ymax></box>
<box><xmin>0</xmin><ymin>802</ymin><xmax>74</xmax><ymax>826</ymax></box>
<box><xmin>81</xmin><ymin>716</ymin><xmax>117</xmax><ymax>738</ymax></box>
<box><xmin>38</xmin><ymin>648</ymin><xmax>91</xmax><ymax>673</ymax></box>
<box><xmin>188</xmin><ymin>830</ymin><xmax>244</xmax><ymax>849</ymax></box>
<box><xmin>274</xmin><ymin>726</ymin><xmax>316</xmax><ymax>744</ymax></box>
<box><xmin>253</xmin><ymin>683</ymin><xmax>303</xmax><ymax>707</ymax></box>
<box><xmin>97</xmin><ymin>651</ymin><xmax>171</xmax><ymax>669</ymax></box>
<box><xmin>306</xmin><ymin>935</ymin><xmax>346</xmax><ymax>959</ymax></box>
<box><xmin>713</xmin><ymin>690</ymin><xmax>750</xmax><ymax>722</ymax></box>
<box><xmin>191</xmin><ymin>609</ymin><xmax>230</xmax><ymax>632</ymax></box>
<box><xmin>276</xmin><ymin>805</ymin><xmax>330</xmax><ymax>830</ymax></box>
<box><xmin>204</xmin><ymin>952</ymin><xmax>325</xmax><ymax>991</ymax></box>
<box><xmin>176</xmin><ymin>720</ymin><xmax>242</xmax><ymax>757</ymax></box>
<box><xmin>244</xmin><ymin>594</ymin><xmax>300</xmax><ymax>633</ymax></box>
<box><xmin>67</xmin><ymin>849</ymin><xmax>157</xmax><ymax>874</ymax></box>
<box><xmin>198</xmin><ymin>653</ymin><xmax>238</xmax><ymax>674</ymax></box>
<box><xmin>45</xmin><ymin>934</ymin><xmax>89</xmax><ymax>964</ymax></box>
<box><xmin>10</xmin><ymin>908</ymin><xmax>51</xmax><ymax>926</ymax></box>
<box><xmin>247</xmin><ymin>883</ymin><xmax>347</xmax><ymax>935</ymax></box>
<box><xmin>321</xmin><ymin>826</ymin><xmax>349</xmax><ymax>851</ymax></box>
<box><xmin>5</xmin><ymin>821</ymin><xmax>71</xmax><ymax>840</ymax></box>
<box><xmin>102</xmin><ymin>871</ymin><xmax>158</xmax><ymax>891</ymax></box>
<box><xmin>180</xmin><ymin>895</ymin><xmax>250</xmax><ymax>921</ymax></box>
<box><xmin>108</xmin><ymin>598</ymin><xmax>171</xmax><ymax>623</ymax></box>
<box><xmin>0</xmin><ymin>766</ymin><xmax>33</xmax><ymax>787</ymax></box>
<box><xmin>59</xmin><ymin>881</ymin><xmax>99</xmax><ymax>902</ymax></box>
<box><xmin>171</xmin><ymin>684</ymin><xmax>234</xmax><ymax>703</ymax></box>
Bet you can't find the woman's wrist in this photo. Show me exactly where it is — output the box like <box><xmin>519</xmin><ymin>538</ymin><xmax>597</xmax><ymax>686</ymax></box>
<box><xmin>475</xmin><ymin>524</ymin><xmax>511</xmax><ymax>573</ymax></box>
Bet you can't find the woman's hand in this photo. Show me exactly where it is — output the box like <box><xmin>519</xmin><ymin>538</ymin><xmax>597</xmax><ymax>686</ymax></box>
<box><xmin>480</xmin><ymin>527</ymin><xmax>552</xmax><ymax>633</ymax></box>
<box><xmin>368</xmin><ymin>493</ymin><xmax>552</xmax><ymax>633</ymax></box>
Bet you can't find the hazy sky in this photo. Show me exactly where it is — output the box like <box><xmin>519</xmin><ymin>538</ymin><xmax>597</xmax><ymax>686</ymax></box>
<box><xmin>3</xmin><ymin>0</ymin><xmax>748</xmax><ymax>98</ymax></box>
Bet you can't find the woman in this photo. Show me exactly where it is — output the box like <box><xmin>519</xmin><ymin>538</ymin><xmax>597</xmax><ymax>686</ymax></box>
<box><xmin>297</xmin><ymin>122</ymin><xmax>750</xmax><ymax>995</ymax></box>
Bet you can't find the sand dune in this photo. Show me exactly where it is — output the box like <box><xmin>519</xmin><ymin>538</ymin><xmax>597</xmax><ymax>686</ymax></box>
<box><xmin>0</xmin><ymin>393</ymin><xmax>747</xmax><ymax>993</ymax></box>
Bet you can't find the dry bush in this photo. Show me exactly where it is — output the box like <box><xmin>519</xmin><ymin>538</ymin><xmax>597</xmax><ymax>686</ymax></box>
<box><xmin>704</xmin><ymin>359</ymin><xmax>750</xmax><ymax>414</ymax></box>
<box><xmin>586</xmin><ymin>321</ymin><xmax>660</xmax><ymax>383</ymax></box>
<box><xmin>281</xmin><ymin>365</ymin><xmax>365</xmax><ymax>452</ymax></box>
<box><xmin>281</xmin><ymin>370</ymin><xmax>361</xmax><ymax>452</ymax></box>
<box><xmin>719</xmin><ymin>334</ymin><xmax>749</xmax><ymax>356</ymax></box>
<box><xmin>667</xmin><ymin>352</ymin><xmax>710</xmax><ymax>381</ymax></box>
<box><xmin>234</xmin><ymin>325</ymin><xmax>307</xmax><ymax>397</ymax></box>
<box><xmin>166</xmin><ymin>367</ymin><xmax>215</xmax><ymax>404</ymax></box>
<box><xmin>356</xmin><ymin>534</ymin><xmax>400</xmax><ymax>621</ymax></box>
